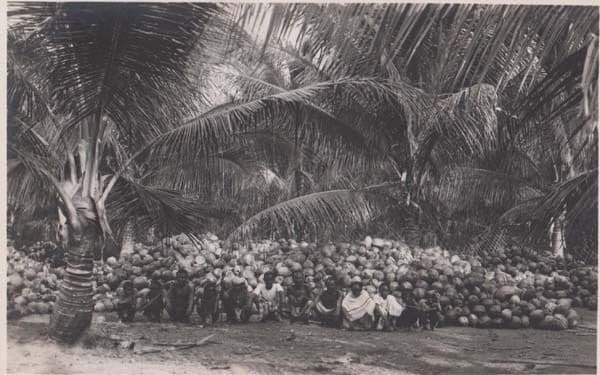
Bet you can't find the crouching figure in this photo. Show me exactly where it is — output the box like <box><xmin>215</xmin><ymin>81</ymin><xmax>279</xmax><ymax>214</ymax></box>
<box><xmin>196</xmin><ymin>278</ymin><xmax>220</xmax><ymax>325</ymax></box>
<box><xmin>253</xmin><ymin>271</ymin><xmax>284</xmax><ymax>322</ymax></box>
<box><xmin>420</xmin><ymin>293</ymin><xmax>444</xmax><ymax>331</ymax></box>
<box><xmin>373</xmin><ymin>284</ymin><xmax>404</xmax><ymax>331</ymax></box>
<box><xmin>313</xmin><ymin>276</ymin><xmax>343</xmax><ymax>328</ymax></box>
<box><xmin>116</xmin><ymin>280</ymin><xmax>137</xmax><ymax>323</ymax></box>
<box><xmin>287</xmin><ymin>270</ymin><xmax>313</xmax><ymax>324</ymax></box>
<box><xmin>141</xmin><ymin>276</ymin><xmax>165</xmax><ymax>322</ymax></box>
<box><xmin>223</xmin><ymin>277</ymin><xmax>253</xmax><ymax>323</ymax></box>
<box><xmin>165</xmin><ymin>269</ymin><xmax>194</xmax><ymax>323</ymax></box>
<box><xmin>341</xmin><ymin>276</ymin><xmax>382</xmax><ymax>330</ymax></box>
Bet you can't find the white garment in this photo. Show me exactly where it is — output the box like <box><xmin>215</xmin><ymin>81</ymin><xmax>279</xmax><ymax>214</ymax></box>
<box><xmin>373</xmin><ymin>294</ymin><xmax>404</xmax><ymax>317</ymax></box>
<box><xmin>342</xmin><ymin>290</ymin><xmax>376</xmax><ymax>321</ymax></box>
<box><xmin>253</xmin><ymin>283</ymin><xmax>284</xmax><ymax>302</ymax></box>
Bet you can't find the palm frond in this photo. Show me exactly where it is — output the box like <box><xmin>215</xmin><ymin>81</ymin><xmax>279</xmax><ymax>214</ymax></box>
<box><xmin>105</xmin><ymin>176</ymin><xmax>228</xmax><ymax>242</ymax></box>
<box><xmin>432</xmin><ymin>167</ymin><xmax>546</xmax><ymax>220</ymax></box>
<box><xmin>414</xmin><ymin>83</ymin><xmax>499</xmax><ymax>175</ymax></box>
<box><xmin>498</xmin><ymin>198</ymin><xmax>545</xmax><ymax>224</ymax></box>
<box><xmin>248</xmin><ymin>4</ymin><xmax>597</xmax><ymax>94</ymax></box>
<box><xmin>227</xmin><ymin>182</ymin><xmax>401</xmax><ymax>241</ymax></box>
<box><xmin>9</xmin><ymin>2</ymin><xmax>221</xmax><ymax>146</ymax></box>
<box><xmin>126</xmin><ymin>78</ymin><xmax>420</xmax><ymax>178</ymax></box>
<box><xmin>7</xmin><ymin>31</ymin><xmax>54</xmax><ymax>123</ymax></box>
<box><xmin>7</xmin><ymin>157</ymin><xmax>57</xmax><ymax>224</ymax></box>
<box><xmin>534</xmin><ymin>169</ymin><xmax>597</xmax><ymax>225</ymax></box>
<box><xmin>144</xmin><ymin>145</ymin><xmax>271</xmax><ymax>197</ymax></box>
<box><xmin>498</xmin><ymin>169</ymin><xmax>597</xmax><ymax>245</ymax></box>
<box><xmin>520</xmin><ymin>46</ymin><xmax>590</xmax><ymax>123</ymax></box>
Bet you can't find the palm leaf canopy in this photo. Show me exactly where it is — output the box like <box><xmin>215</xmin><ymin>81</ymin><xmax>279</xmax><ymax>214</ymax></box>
<box><xmin>241</xmin><ymin>4</ymin><xmax>597</xmax><ymax>93</ymax></box>
<box><xmin>9</xmin><ymin>2</ymin><xmax>220</xmax><ymax>146</ymax></box>
<box><xmin>7</xmin><ymin>2</ymin><xmax>237</xmax><ymax>241</ymax></box>
<box><xmin>7</xmin><ymin>3</ymin><xmax>598</xmax><ymax>249</ymax></box>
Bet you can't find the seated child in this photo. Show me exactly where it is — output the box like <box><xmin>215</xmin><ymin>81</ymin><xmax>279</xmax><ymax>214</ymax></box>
<box><xmin>116</xmin><ymin>280</ymin><xmax>138</xmax><ymax>323</ymax></box>
<box><xmin>313</xmin><ymin>276</ymin><xmax>343</xmax><ymax>328</ymax></box>
<box><xmin>196</xmin><ymin>279</ymin><xmax>220</xmax><ymax>325</ymax></box>
<box><xmin>253</xmin><ymin>271</ymin><xmax>284</xmax><ymax>322</ymax></box>
<box><xmin>287</xmin><ymin>270</ymin><xmax>314</xmax><ymax>323</ymax></box>
<box><xmin>141</xmin><ymin>276</ymin><xmax>164</xmax><ymax>322</ymax></box>
<box><xmin>421</xmin><ymin>292</ymin><xmax>443</xmax><ymax>331</ymax></box>
<box><xmin>222</xmin><ymin>277</ymin><xmax>253</xmax><ymax>323</ymax></box>
<box><xmin>373</xmin><ymin>283</ymin><xmax>404</xmax><ymax>331</ymax></box>
<box><xmin>165</xmin><ymin>269</ymin><xmax>194</xmax><ymax>323</ymax></box>
<box><xmin>397</xmin><ymin>293</ymin><xmax>420</xmax><ymax>331</ymax></box>
<box><xmin>341</xmin><ymin>276</ymin><xmax>380</xmax><ymax>331</ymax></box>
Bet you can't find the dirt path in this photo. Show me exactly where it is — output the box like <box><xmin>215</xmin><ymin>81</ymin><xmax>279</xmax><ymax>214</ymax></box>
<box><xmin>7</xmin><ymin>309</ymin><xmax>597</xmax><ymax>375</ymax></box>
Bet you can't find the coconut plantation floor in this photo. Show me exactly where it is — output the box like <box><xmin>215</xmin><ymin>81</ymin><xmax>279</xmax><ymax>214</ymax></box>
<box><xmin>7</xmin><ymin>309</ymin><xmax>597</xmax><ymax>375</ymax></box>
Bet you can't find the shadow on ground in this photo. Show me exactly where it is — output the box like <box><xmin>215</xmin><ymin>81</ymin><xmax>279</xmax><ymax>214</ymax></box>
<box><xmin>7</xmin><ymin>309</ymin><xmax>597</xmax><ymax>375</ymax></box>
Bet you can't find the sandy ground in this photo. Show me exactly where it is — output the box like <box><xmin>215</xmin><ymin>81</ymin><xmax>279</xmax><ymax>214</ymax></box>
<box><xmin>7</xmin><ymin>309</ymin><xmax>598</xmax><ymax>375</ymax></box>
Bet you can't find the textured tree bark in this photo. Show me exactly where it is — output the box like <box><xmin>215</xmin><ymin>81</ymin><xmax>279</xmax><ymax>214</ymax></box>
<box><xmin>551</xmin><ymin>213</ymin><xmax>566</xmax><ymax>258</ymax></box>
<box><xmin>120</xmin><ymin>219</ymin><xmax>136</xmax><ymax>258</ymax></box>
<box><xmin>48</xmin><ymin>232</ymin><xmax>96</xmax><ymax>343</ymax></box>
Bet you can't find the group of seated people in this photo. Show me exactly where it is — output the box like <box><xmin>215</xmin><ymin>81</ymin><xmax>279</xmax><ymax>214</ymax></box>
<box><xmin>116</xmin><ymin>268</ymin><xmax>443</xmax><ymax>331</ymax></box>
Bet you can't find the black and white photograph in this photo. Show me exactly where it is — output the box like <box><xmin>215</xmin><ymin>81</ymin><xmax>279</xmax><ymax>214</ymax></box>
<box><xmin>4</xmin><ymin>1</ymin><xmax>599</xmax><ymax>374</ymax></box>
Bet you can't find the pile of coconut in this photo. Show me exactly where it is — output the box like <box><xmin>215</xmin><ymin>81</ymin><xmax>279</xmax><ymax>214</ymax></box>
<box><xmin>7</xmin><ymin>233</ymin><xmax>597</xmax><ymax>331</ymax></box>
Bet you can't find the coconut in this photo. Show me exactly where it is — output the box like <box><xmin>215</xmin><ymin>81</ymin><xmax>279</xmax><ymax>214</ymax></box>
<box><xmin>444</xmin><ymin>307</ymin><xmax>458</xmax><ymax>322</ymax></box>
<box><xmin>472</xmin><ymin>305</ymin><xmax>486</xmax><ymax>316</ymax></box>
<box><xmin>276</xmin><ymin>266</ymin><xmax>291</xmax><ymax>277</ymax></box>
<box><xmin>494</xmin><ymin>286</ymin><xmax>520</xmax><ymax>301</ymax></box>
<box><xmin>372</xmin><ymin>238</ymin><xmax>385</xmax><ymax>248</ymax></box>
<box><xmin>467</xmin><ymin>295</ymin><xmax>480</xmax><ymax>306</ymax></box>
<box><xmin>543</xmin><ymin>302</ymin><xmax>557</xmax><ymax>315</ymax></box>
<box><xmin>94</xmin><ymin>302</ymin><xmax>106</xmax><ymax>312</ymax></box>
<box><xmin>501</xmin><ymin>309</ymin><xmax>512</xmax><ymax>322</ymax></box>
<box><xmin>550</xmin><ymin>314</ymin><xmax>568</xmax><ymax>330</ymax></box>
<box><xmin>373</xmin><ymin>270</ymin><xmax>385</xmax><ymax>281</ymax></box>
<box><xmin>509</xmin><ymin>295</ymin><xmax>521</xmax><ymax>305</ymax></box>
<box><xmin>507</xmin><ymin>315</ymin><xmax>521</xmax><ymax>328</ymax></box>
<box><xmin>24</xmin><ymin>269</ymin><xmax>37</xmax><ymax>281</ymax></box>
<box><xmin>8</xmin><ymin>274</ymin><xmax>24</xmax><ymax>289</ymax></box>
<box><xmin>415</xmin><ymin>280</ymin><xmax>429</xmax><ymax>290</ymax></box>
<box><xmin>478</xmin><ymin>315</ymin><xmax>492</xmax><ymax>328</ymax></box>
<box><xmin>413</xmin><ymin>288</ymin><xmax>426</xmax><ymax>299</ymax></box>
<box><xmin>468</xmin><ymin>314</ymin><xmax>479</xmax><ymax>327</ymax></box>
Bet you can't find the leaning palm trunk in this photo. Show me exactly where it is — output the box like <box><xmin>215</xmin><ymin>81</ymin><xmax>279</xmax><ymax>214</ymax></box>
<box><xmin>46</xmin><ymin>140</ymin><xmax>110</xmax><ymax>342</ymax></box>
<box><xmin>48</xmin><ymin>232</ymin><xmax>96</xmax><ymax>343</ymax></box>
<box><xmin>120</xmin><ymin>219</ymin><xmax>135</xmax><ymax>258</ymax></box>
<box><xmin>9</xmin><ymin>2</ymin><xmax>225</xmax><ymax>344</ymax></box>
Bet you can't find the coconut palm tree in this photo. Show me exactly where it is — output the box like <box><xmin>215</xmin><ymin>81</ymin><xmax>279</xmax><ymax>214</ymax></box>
<box><xmin>237</xmin><ymin>3</ymin><xmax>598</xmax><ymax>253</ymax></box>
<box><xmin>425</xmin><ymin>25</ymin><xmax>598</xmax><ymax>259</ymax></box>
<box><xmin>8</xmin><ymin>3</ymin><xmax>598</xmax><ymax>343</ymax></box>
<box><xmin>8</xmin><ymin>2</ymin><xmax>235</xmax><ymax>342</ymax></box>
<box><xmin>200</xmin><ymin>25</ymin><xmax>502</xmax><ymax>244</ymax></box>
<box><xmin>7</xmin><ymin>2</ymin><xmax>430</xmax><ymax>342</ymax></box>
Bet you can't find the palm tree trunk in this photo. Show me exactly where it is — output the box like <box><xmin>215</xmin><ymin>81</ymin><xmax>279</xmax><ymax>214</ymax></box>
<box><xmin>550</xmin><ymin>212</ymin><xmax>566</xmax><ymax>258</ymax></box>
<box><xmin>48</xmin><ymin>232</ymin><xmax>96</xmax><ymax>343</ymax></box>
<box><xmin>120</xmin><ymin>219</ymin><xmax>135</xmax><ymax>258</ymax></box>
<box><xmin>48</xmin><ymin>140</ymin><xmax>103</xmax><ymax>343</ymax></box>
